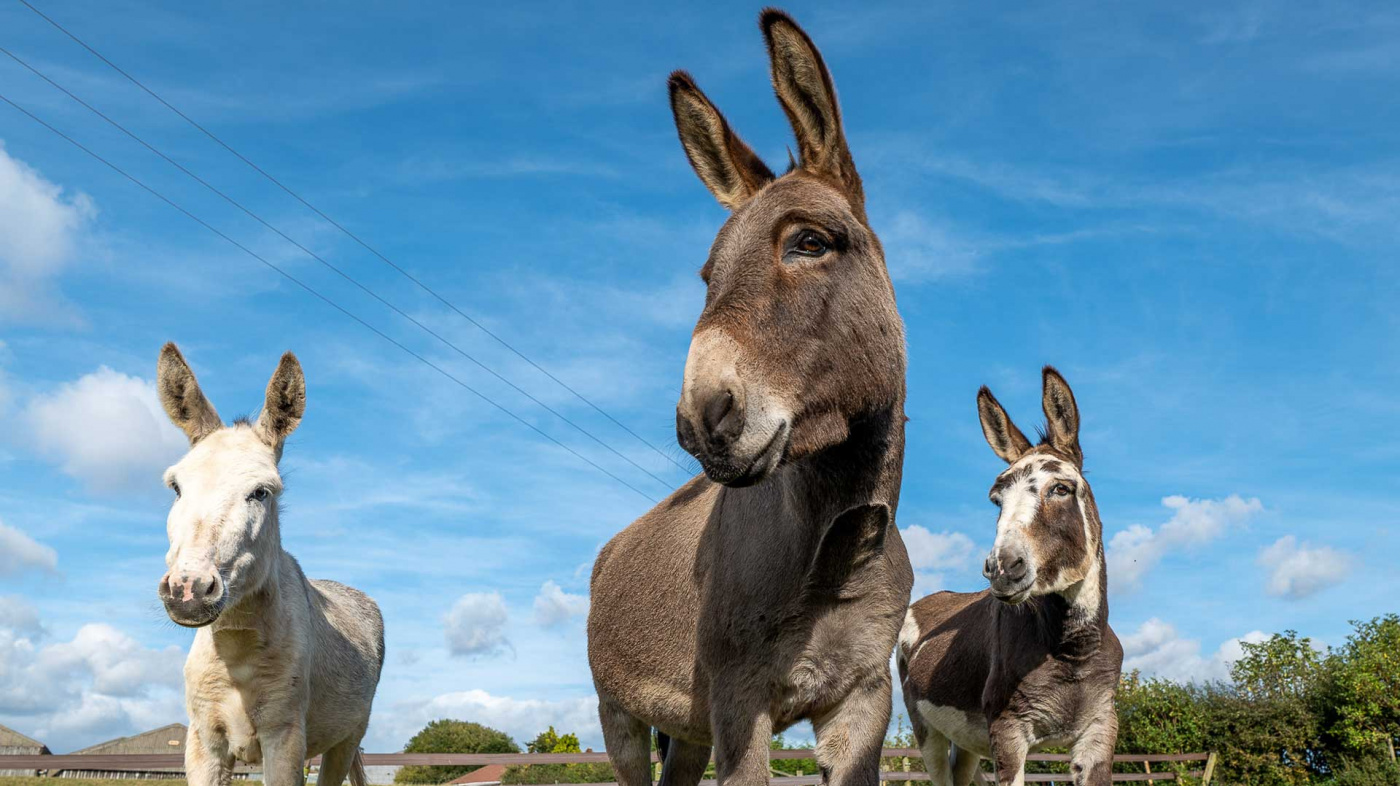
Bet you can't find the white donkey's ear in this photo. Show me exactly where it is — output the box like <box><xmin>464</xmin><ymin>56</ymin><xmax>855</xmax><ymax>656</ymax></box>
<box><xmin>157</xmin><ymin>343</ymin><xmax>222</xmax><ymax>445</ymax></box>
<box><xmin>256</xmin><ymin>352</ymin><xmax>305</xmax><ymax>454</ymax></box>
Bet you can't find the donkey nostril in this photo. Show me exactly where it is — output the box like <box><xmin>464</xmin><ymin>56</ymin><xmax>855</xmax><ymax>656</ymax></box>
<box><xmin>1006</xmin><ymin>557</ymin><xmax>1027</xmax><ymax>579</ymax></box>
<box><xmin>203</xmin><ymin>577</ymin><xmax>219</xmax><ymax>598</ymax></box>
<box><xmin>982</xmin><ymin>556</ymin><xmax>996</xmax><ymax>577</ymax></box>
<box><xmin>702</xmin><ymin>390</ymin><xmax>735</xmax><ymax>435</ymax></box>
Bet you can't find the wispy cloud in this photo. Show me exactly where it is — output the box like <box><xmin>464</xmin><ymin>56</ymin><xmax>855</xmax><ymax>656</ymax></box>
<box><xmin>1108</xmin><ymin>495</ymin><xmax>1264</xmax><ymax>593</ymax></box>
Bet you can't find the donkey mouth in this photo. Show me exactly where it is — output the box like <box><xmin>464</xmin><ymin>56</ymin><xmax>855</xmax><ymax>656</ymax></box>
<box><xmin>704</xmin><ymin>421</ymin><xmax>790</xmax><ymax>488</ymax></box>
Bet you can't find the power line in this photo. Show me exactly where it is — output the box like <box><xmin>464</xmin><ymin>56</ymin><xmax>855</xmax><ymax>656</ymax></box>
<box><xmin>0</xmin><ymin>90</ymin><xmax>659</xmax><ymax>505</ymax></box>
<box><xmin>17</xmin><ymin>0</ymin><xmax>693</xmax><ymax>477</ymax></box>
<box><xmin>0</xmin><ymin>43</ymin><xmax>676</xmax><ymax>492</ymax></box>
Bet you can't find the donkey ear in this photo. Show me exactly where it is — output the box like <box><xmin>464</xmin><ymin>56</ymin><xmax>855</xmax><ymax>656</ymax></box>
<box><xmin>1041</xmin><ymin>366</ymin><xmax>1082</xmax><ymax>467</ymax></box>
<box><xmin>255</xmin><ymin>352</ymin><xmax>306</xmax><ymax>452</ymax></box>
<box><xmin>977</xmin><ymin>386</ymin><xmax>1031</xmax><ymax>464</ymax></box>
<box><xmin>760</xmin><ymin>9</ymin><xmax>863</xmax><ymax>214</ymax></box>
<box><xmin>668</xmin><ymin>71</ymin><xmax>775</xmax><ymax>210</ymax></box>
<box><xmin>157</xmin><ymin>343</ymin><xmax>222</xmax><ymax>446</ymax></box>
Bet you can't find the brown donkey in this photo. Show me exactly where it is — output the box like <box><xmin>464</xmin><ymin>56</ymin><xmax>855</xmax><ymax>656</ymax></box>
<box><xmin>897</xmin><ymin>368</ymin><xmax>1122</xmax><ymax>786</ymax></box>
<box><xmin>587</xmin><ymin>9</ymin><xmax>912</xmax><ymax>786</ymax></box>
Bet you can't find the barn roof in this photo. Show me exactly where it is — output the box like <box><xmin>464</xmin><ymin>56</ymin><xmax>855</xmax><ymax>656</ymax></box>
<box><xmin>70</xmin><ymin>723</ymin><xmax>187</xmax><ymax>755</ymax></box>
<box><xmin>0</xmin><ymin>723</ymin><xmax>48</xmax><ymax>751</ymax></box>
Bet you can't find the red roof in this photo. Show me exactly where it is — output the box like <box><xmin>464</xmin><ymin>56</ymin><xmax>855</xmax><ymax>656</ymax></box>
<box><xmin>447</xmin><ymin>764</ymin><xmax>508</xmax><ymax>785</ymax></box>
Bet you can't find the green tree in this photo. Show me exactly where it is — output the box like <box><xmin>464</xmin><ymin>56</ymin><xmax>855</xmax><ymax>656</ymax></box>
<box><xmin>502</xmin><ymin>728</ymin><xmax>614</xmax><ymax>785</ymax></box>
<box><xmin>1320</xmin><ymin>614</ymin><xmax>1400</xmax><ymax>762</ymax></box>
<box><xmin>394</xmin><ymin>720</ymin><xmax>520</xmax><ymax>784</ymax></box>
<box><xmin>526</xmin><ymin>726</ymin><xmax>582</xmax><ymax>755</ymax></box>
<box><xmin>1231</xmin><ymin>631</ymin><xmax>1325</xmax><ymax>702</ymax></box>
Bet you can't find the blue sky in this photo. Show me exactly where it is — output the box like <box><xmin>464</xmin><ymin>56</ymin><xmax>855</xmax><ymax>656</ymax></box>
<box><xmin>0</xmin><ymin>0</ymin><xmax>1397</xmax><ymax>756</ymax></box>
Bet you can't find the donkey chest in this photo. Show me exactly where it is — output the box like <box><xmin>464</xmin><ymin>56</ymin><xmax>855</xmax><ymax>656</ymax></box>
<box><xmin>188</xmin><ymin>642</ymin><xmax>308</xmax><ymax>764</ymax></box>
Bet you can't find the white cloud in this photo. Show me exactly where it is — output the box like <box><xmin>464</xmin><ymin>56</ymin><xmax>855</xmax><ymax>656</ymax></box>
<box><xmin>902</xmin><ymin>526</ymin><xmax>977</xmax><ymax>572</ymax></box>
<box><xmin>1257</xmin><ymin>535</ymin><xmax>1352</xmax><ymax>600</ymax></box>
<box><xmin>0</xmin><ymin>518</ymin><xmax>58</xmax><ymax>576</ymax></box>
<box><xmin>387</xmin><ymin>690</ymin><xmax>601</xmax><ymax>751</ymax></box>
<box><xmin>0</xmin><ymin>618</ymin><xmax>185</xmax><ymax>752</ymax></box>
<box><xmin>533</xmin><ymin>581</ymin><xmax>589</xmax><ymax>628</ymax></box>
<box><xmin>903</xmin><ymin>525</ymin><xmax>978</xmax><ymax>598</ymax></box>
<box><xmin>444</xmin><ymin>592</ymin><xmax>510</xmax><ymax>658</ymax></box>
<box><xmin>0</xmin><ymin>141</ymin><xmax>95</xmax><ymax>326</ymax></box>
<box><xmin>1121</xmin><ymin>617</ymin><xmax>1267</xmax><ymax>684</ymax></box>
<box><xmin>1107</xmin><ymin>495</ymin><xmax>1263</xmax><ymax>592</ymax></box>
<box><xmin>0</xmin><ymin>596</ymin><xmax>42</xmax><ymax>636</ymax></box>
<box><xmin>25</xmin><ymin>367</ymin><xmax>189</xmax><ymax>493</ymax></box>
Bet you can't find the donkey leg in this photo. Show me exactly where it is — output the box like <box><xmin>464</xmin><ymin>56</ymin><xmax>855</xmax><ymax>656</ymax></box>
<box><xmin>949</xmin><ymin>746</ymin><xmax>983</xmax><ymax>786</ymax></box>
<box><xmin>1068</xmin><ymin>709</ymin><xmax>1118</xmax><ymax>786</ymax></box>
<box><xmin>315</xmin><ymin>738</ymin><xmax>360</xmax><ymax>786</ymax></box>
<box><xmin>185</xmin><ymin>726</ymin><xmax>233</xmax><ymax>786</ymax></box>
<box><xmin>987</xmin><ymin>721</ymin><xmax>1028</xmax><ymax>786</ymax></box>
<box><xmin>260</xmin><ymin>724</ymin><xmax>309</xmax><ymax>786</ymax></box>
<box><xmin>810</xmin><ymin>675</ymin><xmax>891</xmax><ymax>786</ymax></box>
<box><xmin>710</xmin><ymin>689</ymin><xmax>773</xmax><ymax>786</ymax></box>
<box><xmin>914</xmin><ymin>723</ymin><xmax>953</xmax><ymax>786</ymax></box>
<box><xmin>599</xmin><ymin>693</ymin><xmax>654</xmax><ymax>786</ymax></box>
<box><xmin>659</xmin><ymin>736</ymin><xmax>712</xmax><ymax>786</ymax></box>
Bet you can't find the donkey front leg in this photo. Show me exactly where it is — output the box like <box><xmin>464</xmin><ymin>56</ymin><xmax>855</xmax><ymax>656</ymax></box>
<box><xmin>710</xmin><ymin>687</ymin><xmax>773</xmax><ymax>786</ymax></box>
<box><xmin>987</xmin><ymin>717</ymin><xmax>1030</xmax><ymax>786</ymax></box>
<box><xmin>811</xmin><ymin>675</ymin><xmax>891</xmax><ymax>786</ymax></box>
<box><xmin>184</xmin><ymin>726</ymin><xmax>234</xmax><ymax>786</ymax></box>
<box><xmin>259</xmin><ymin>724</ymin><xmax>309</xmax><ymax>786</ymax></box>
<box><xmin>1068</xmin><ymin>709</ymin><xmax>1118</xmax><ymax>786</ymax></box>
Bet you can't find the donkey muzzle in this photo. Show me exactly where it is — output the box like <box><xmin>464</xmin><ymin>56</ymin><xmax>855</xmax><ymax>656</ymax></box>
<box><xmin>984</xmin><ymin>547</ymin><xmax>1034</xmax><ymax>605</ymax></box>
<box><xmin>159</xmin><ymin>569</ymin><xmax>225</xmax><ymax>627</ymax></box>
<box><xmin>677</xmin><ymin>330</ymin><xmax>790</xmax><ymax>487</ymax></box>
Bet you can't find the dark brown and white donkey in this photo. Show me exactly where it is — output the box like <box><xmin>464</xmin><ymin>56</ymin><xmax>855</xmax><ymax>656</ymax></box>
<box><xmin>588</xmin><ymin>9</ymin><xmax>912</xmax><ymax>786</ymax></box>
<box><xmin>898</xmin><ymin>368</ymin><xmax>1123</xmax><ymax>786</ymax></box>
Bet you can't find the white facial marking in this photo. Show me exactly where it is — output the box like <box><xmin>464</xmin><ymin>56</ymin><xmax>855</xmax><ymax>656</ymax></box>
<box><xmin>991</xmin><ymin>455</ymin><xmax>1099</xmax><ymax>600</ymax></box>
<box><xmin>165</xmin><ymin>427</ymin><xmax>282</xmax><ymax>609</ymax></box>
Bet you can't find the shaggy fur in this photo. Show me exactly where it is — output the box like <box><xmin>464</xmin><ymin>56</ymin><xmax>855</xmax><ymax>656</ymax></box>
<box><xmin>588</xmin><ymin>10</ymin><xmax>912</xmax><ymax>786</ymax></box>
<box><xmin>897</xmin><ymin>368</ymin><xmax>1122</xmax><ymax>786</ymax></box>
<box><xmin>156</xmin><ymin>344</ymin><xmax>384</xmax><ymax>786</ymax></box>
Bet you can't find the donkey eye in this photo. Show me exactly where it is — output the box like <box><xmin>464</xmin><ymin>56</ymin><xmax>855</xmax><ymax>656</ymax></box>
<box><xmin>170</xmin><ymin>481</ymin><xmax>181</xmax><ymax>498</ymax></box>
<box><xmin>790</xmin><ymin>230</ymin><xmax>830</xmax><ymax>258</ymax></box>
<box><xmin>990</xmin><ymin>494</ymin><xmax>1003</xmax><ymax>508</ymax></box>
<box><xmin>249</xmin><ymin>487</ymin><xmax>270</xmax><ymax>502</ymax></box>
<box><xmin>1052</xmin><ymin>483</ymin><xmax>1073</xmax><ymax>497</ymax></box>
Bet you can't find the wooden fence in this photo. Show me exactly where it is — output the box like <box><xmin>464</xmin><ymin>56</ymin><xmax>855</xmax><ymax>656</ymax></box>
<box><xmin>0</xmin><ymin>750</ymin><xmax>1217</xmax><ymax>784</ymax></box>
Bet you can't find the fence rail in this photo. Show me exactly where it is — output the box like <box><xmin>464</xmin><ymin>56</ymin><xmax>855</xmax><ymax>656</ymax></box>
<box><xmin>0</xmin><ymin>750</ymin><xmax>1215</xmax><ymax>783</ymax></box>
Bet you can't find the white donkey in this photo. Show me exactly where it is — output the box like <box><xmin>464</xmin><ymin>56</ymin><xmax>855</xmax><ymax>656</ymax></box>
<box><xmin>156</xmin><ymin>343</ymin><xmax>384</xmax><ymax>786</ymax></box>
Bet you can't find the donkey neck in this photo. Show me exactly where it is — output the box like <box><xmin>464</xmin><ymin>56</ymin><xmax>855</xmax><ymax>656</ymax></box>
<box><xmin>756</xmin><ymin>404</ymin><xmax>905</xmax><ymax>527</ymax></box>
<box><xmin>1010</xmin><ymin>555</ymin><xmax>1109</xmax><ymax>665</ymax></box>
<box><xmin>209</xmin><ymin>531</ymin><xmax>298</xmax><ymax>640</ymax></box>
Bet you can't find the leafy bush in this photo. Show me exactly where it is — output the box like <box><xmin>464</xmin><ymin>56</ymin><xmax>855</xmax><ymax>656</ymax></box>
<box><xmin>394</xmin><ymin>719</ymin><xmax>519</xmax><ymax>784</ymax></box>
<box><xmin>500</xmin><ymin>727</ymin><xmax>615</xmax><ymax>784</ymax></box>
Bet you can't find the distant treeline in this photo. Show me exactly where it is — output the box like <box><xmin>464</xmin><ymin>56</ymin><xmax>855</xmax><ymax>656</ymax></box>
<box><xmin>395</xmin><ymin>614</ymin><xmax>1399</xmax><ymax>786</ymax></box>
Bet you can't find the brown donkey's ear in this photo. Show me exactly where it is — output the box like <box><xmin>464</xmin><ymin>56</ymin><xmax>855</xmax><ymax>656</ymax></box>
<box><xmin>668</xmin><ymin>71</ymin><xmax>775</xmax><ymax>210</ymax></box>
<box><xmin>977</xmin><ymin>386</ymin><xmax>1031</xmax><ymax>465</ymax></box>
<box><xmin>256</xmin><ymin>352</ymin><xmax>306</xmax><ymax>454</ymax></box>
<box><xmin>760</xmin><ymin>9</ymin><xmax>864</xmax><ymax>216</ymax></box>
<box><xmin>157</xmin><ymin>343</ymin><xmax>222</xmax><ymax>446</ymax></box>
<box><xmin>1041</xmin><ymin>366</ymin><xmax>1083</xmax><ymax>467</ymax></box>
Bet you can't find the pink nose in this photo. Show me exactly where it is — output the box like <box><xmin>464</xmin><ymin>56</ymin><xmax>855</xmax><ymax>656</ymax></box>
<box><xmin>159</xmin><ymin>571</ymin><xmax>220</xmax><ymax>602</ymax></box>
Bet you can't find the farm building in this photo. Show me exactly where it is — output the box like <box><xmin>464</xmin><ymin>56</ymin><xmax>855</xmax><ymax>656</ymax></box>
<box><xmin>0</xmin><ymin>724</ymin><xmax>51</xmax><ymax>776</ymax></box>
<box><xmin>54</xmin><ymin>723</ymin><xmax>188</xmax><ymax>780</ymax></box>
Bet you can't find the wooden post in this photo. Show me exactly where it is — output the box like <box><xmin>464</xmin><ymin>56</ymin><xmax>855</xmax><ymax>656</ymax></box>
<box><xmin>653</xmin><ymin>760</ymin><xmax>662</xmax><ymax>781</ymax></box>
<box><xmin>1143</xmin><ymin>760</ymin><xmax>1152</xmax><ymax>775</ymax></box>
<box><xmin>1201</xmin><ymin>752</ymin><xmax>1218</xmax><ymax>786</ymax></box>
<box><xmin>902</xmin><ymin>756</ymin><xmax>910</xmax><ymax>773</ymax></box>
